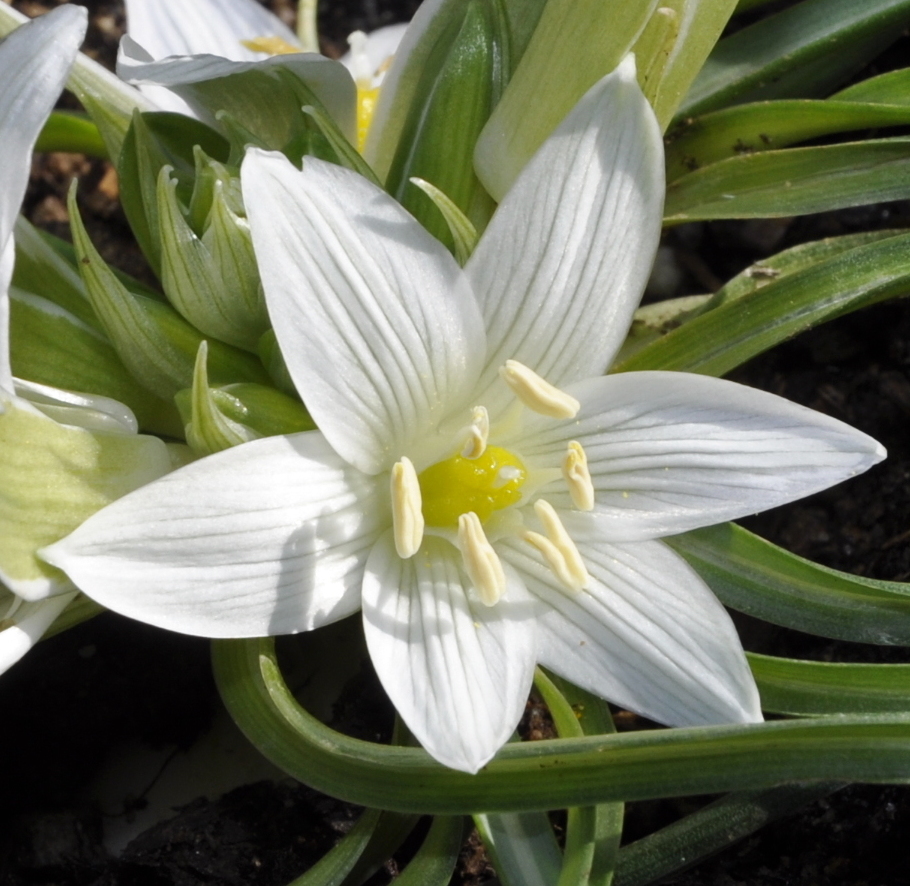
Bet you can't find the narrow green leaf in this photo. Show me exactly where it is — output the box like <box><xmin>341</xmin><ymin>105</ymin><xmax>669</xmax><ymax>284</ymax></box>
<box><xmin>35</xmin><ymin>110</ymin><xmax>106</xmax><ymax>158</ymax></box>
<box><xmin>668</xmin><ymin>524</ymin><xmax>910</xmax><ymax>645</ymax></box>
<box><xmin>538</xmin><ymin>672</ymin><xmax>623</xmax><ymax>886</ymax></box>
<box><xmin>679</xmin><ymin>0</ymin><xmax>910</xmax><ymax>117</ymax></box>
<box><xmin>408</xmin><ymin>177</ymin><xmax>479</xmax><ymax>265</ymax></box>
<box><xmin>751</xmin><ymin>654</ymin><xmax>910</xmax><ymax>715</ymax></box>
<box><xmin>288</xmin><ymin>809</ymin><xmax>417</xmax><ymax>886</ymax></box>
<box><xmin>385</xmin><ymin>0</ymin><xmax>504</xmax><ymax>243</ymax></box>
<box><xmin>612</xmin><ymin>783</ymin><xmax>842</xmax><ymax>886</ymax></box>
<box><xmin>393</xmin><ymin>816</ymin><xmax>467</xmax><ymax>886</ymax></box>
<box><xmin>474</xmin><ymin>812</ymin><xmax>563</xmax><ymax>886</ymax></box>
<box><xmin>666</xmin><ymin>99</ymin><xmax>910</xmax><ymax>182</ymax></box>
<box><xmin>8</xmin><ymin>288</ymin><xmax>182</xmax><ymax>438</ymax></box>
<box><xmin>665</xmin><ymin>138</ymin><xmax>910</xmax><ymax>222</ymax></box>
<box><xmin>834</xmin><ymin>67</ymin><xmax>910</xmax><ymax>104</ymax></box>
<box><xmin>300</xmin><ymin>105</ymin><xmax>382</xmax><ymax>188</ymax></box>
<box><xmin>213</xmin><ymin>637</ymin><xmax>910</xmax><ymax>815</ymax></box>
<box><xmin>613</xmin><ymin>230</ymin><xmax>910</xmax><ymax>376</ymax></box>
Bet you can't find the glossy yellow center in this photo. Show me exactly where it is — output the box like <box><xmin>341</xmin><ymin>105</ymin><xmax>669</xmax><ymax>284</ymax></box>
<box><xmin>418</xmin><ymin>446</ymin><xmax>526</xmax><ymax>528</ymax></box>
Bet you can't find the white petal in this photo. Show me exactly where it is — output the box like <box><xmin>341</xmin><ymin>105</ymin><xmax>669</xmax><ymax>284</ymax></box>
<box><xmin>42</xmin><ymin>433</ymin><xmax>387</xmax><ymax>637</ymax></box>
<box><xmin>0</xmin><ymin>591</ymin><xmax>76</xmax><ymax>676</ymax></box>
<box><xmin>362</xmin><ymin>533</ymin><xmax>538</xmax><ymax>773</ymax></box>
<box><xmin>0</xmin><ymin>5</ymin><xmax>87</xmax><ymax>250</ymax></box>
<box><xmin>1</xmin><ymin>237</ymin><xmax>12</xmax><ymax>390</ymax></box>
<box><xmin>124</xmin><ymin>0</ymin><xmax>299</xmax><ymax>61</ymax></box>
<box><xmin>242</xmin><ymin>150</ymin><xmax>485</xmax><ymax>475</ymax></box>
<box><xmin>467</xmin><ymin>57</ymin><xmax>664</xmax><ymax>409</ymax></box>
<box><xmin>513</xmin><ymin>371</ymin><xmax>886</xmax><ymax>541</ymax></box>
<box><xmin>500</xmin><ymin>532</ymin><xmax>762</xmax><ymax>726</ymax></box>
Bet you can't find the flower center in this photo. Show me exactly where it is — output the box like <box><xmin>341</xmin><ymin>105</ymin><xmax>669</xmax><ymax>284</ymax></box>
<box><xmin>418</xmin><ymin>445</ymin><xmax>527</xmax><ymax>528</ymax></box>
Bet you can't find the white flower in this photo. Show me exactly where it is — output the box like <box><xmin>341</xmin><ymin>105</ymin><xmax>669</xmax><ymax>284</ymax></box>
<box><xmin>44</xmin><ymin>59</ymin><xmax>885</xmax><ymax>772</ymax></box>
<box><xmin>119</xmin><ymin>0</ymin><xmax>406</xmax><ymax>140</ymax></box>
<box><xmin>0</xmin><ymin>6</ymin><xmax>173</xmax><ymax>673</ymax></box>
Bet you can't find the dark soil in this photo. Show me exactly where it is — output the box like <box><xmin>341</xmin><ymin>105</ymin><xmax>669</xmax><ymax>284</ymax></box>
<box><xmin>3</xmin><ymin>1</ymin><xmax>910</xmax><ymax>884</ymax></box>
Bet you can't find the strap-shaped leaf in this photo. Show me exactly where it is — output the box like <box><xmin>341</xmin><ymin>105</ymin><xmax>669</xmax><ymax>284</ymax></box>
<box><xmin>614</xmin><ymin>230</ymin><xmax>910</xmax><ymax>376</ymax></box>
<box><xmin>680</xmin><ymin>0</ymin><xmax>910</xmax><ymax>117</ymax></box>
<box><xmin>213</xmin><ymin>637</ymin><xmax>910</xmax><ymax>814</ymax></box>
<box><xmin>751</xmin><ymin>654</ymin><xmax>910</xmax><ymax>716</ymax></box>
<box><xmin>665</xmin><ymin>137</ymin><xmax>910</xmax><ymax>221</ymax></box>
<box><xmin>667</xmin><ymin>524</ymin><xmax>910</xmax><ymax>645</ymax></box>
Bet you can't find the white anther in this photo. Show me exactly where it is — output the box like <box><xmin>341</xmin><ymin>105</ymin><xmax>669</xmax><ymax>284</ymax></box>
<box><xmin>461</xmin><ymin>406</ymin><xmax>490</xmax><ymax>459</ymax></box>
<box><xmin>458</xmin><ymin>512</ymin><xmax>506</xmax><ymax>606</ymax></box>
<box><xmin>522</xmin><ymin>500</ymin><xmax>589</xmax><ymax>592</ymax></box>
<box><xmin>563</xmin><ymin>441</ymin><xmax>595</xmax><ymax>511</ymax></box>
<box><xmin>391</xmin><ymin>457</ymin><xmax>424</xmax><ymax>558</ymax></box>
<box><xmin>499</xmin><ymin>360</ymin><xmax>580</xmax><ymax>419</ymax></box>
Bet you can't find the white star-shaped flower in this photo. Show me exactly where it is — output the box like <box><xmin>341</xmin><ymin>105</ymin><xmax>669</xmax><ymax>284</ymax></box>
<box><xmin>44</xmin><ymin>58</ymin><xmax>885</xmax><ymax>772</ymax></box>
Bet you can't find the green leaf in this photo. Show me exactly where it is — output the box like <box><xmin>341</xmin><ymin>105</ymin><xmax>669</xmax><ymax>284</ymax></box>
<box><xmin>665</xmin><ymin>137</ymin><xmax>910</xmax><ymax>222</ymax></box>
<box><xmin>613</xmin><ymin>230</ymin><xmax>910</xmax><ymax>376</ymax></box>
<box><xmin>408</xmin><ymin>177</ymin><xmax>479</xmax><ymax>265</ymax></box>
<box><xmin>288</xmin><ymin>809</ymin><xmax>418</xmax><ymax>886</ymax></box>
<box><xmin>679</xmin><ymin>0</ymin><xmax>910</xmax><ymax>117</ymax></box>
<box><xmin>668</xmin><ymin>524</ymin><xmax>910</xmax><ymax>645</ymax></box>
<box><xmin>8</xmin><ymin>288</ymin><xmax>183</xmax><ymax>438</ymax></box>
<box><xmin>393</xmin><ymin>816</ymin><xmax>466</xmax><ymax>886</ymax></box>
<box><xmin>384</xmin><ymin>0</ymin><xmax>505</xmax><ymax>244</ymax></box>
<box><xmin>834</xmin><ymin>67</ymin><xmax>910</xmax><ymax>104</ymax></box>
<box><xmin>666</xmin><ymin>99</ymin><xmax>910</xmax><ymax>182</ymax></box>
<box><xmin>612</xmin><ymin>783</ymin><xmax>841</xmax><ymax>886</ymax></box>
<box><xmin>299</xmin><ymin>105</ymin><xmax>382</xmax><ymax>188</ymax></box>
<box><xmin>474</xmin><ymin>812</ymin><xmax>563</xmax><ymax>886</ymax></box>
<box><xmin>475</xmin><ymin>0</ymin><xmax>657</xmax><ymax>200</ymax></box>
<box><xmin>537</xmin><ymin>672</ymin><xmax>623</xmax><ymax>886</ymax></box>
<box><xmin>751</xmin><ymin>654</ymin><xmax>910</xmax><ymax>716</ymax></box>
<box><xmin>213</xmin><ymin>637</ymin><xmax>910</xmax><ymax>814</ymax></box>
<box><xmin>35</xmin><ymin>111</ymin><xmax>106</xmax><ymax>158</ymax></box>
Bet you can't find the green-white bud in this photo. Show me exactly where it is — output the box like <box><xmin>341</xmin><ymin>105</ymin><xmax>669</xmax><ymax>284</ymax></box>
<box><xmin>158</xmin><ymin>156</ymin><xmax>268</xmax><ymax>352</ymax></box>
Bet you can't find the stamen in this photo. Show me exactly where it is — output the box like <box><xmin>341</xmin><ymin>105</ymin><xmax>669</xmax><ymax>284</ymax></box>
<box><xmin>458</xmin><ymin>512</ymin><xmax>506</xmax><ymax>606</ymax></box>
<box><xmin>461</xmin><ymin>406</ymin><xmax>490</xmax><ymax>459</ymax></box>
<box><xmin>241</xmin><ymin>36</ymin><xmax>300</xmax><ymax>55</ymax></box>
<box><xmin>391</xmin><ymin>457</ymin><xmax>424</xmax><ymax>558</ymax></box>
<box><xmin>347</xmin><ymin>30</ymin><xmax>374</xmax><ymax>88</ymax></box>
<box><xmin>563</xmin><ymin>441</ymin><xmax>595</xmax><ymax>511</ymax></box>
<box><xmin>522</xmin><ymin>500</ymin><xmax>590</xmax><ymax>592</ymax></box>
<box><xmin>499</xmin><ymin>360</ymin><xmax>580</xmax><ymax>419</ymax></box>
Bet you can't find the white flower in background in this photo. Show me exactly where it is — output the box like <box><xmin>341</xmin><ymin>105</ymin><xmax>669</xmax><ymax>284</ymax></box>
<box><xmin>44</xmin><ymin>59</ymin><xmax>885</xmax><ymax>772</ymax></box>
<box><xmin>0</xmin><ymin>7</ymin><xmax>173</xmax><ymax>673</ymax></box>
<box><xmin>120</xmin><ymin>0</ymin><xmax>406</xmax><ymax>137</ymax></box>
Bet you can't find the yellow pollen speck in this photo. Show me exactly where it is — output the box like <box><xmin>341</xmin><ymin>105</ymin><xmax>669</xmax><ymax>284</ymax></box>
<box><xmin>419</xmin><ymin>445</ymin><xmax>526</xmax><ymax>528</ymax></box>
